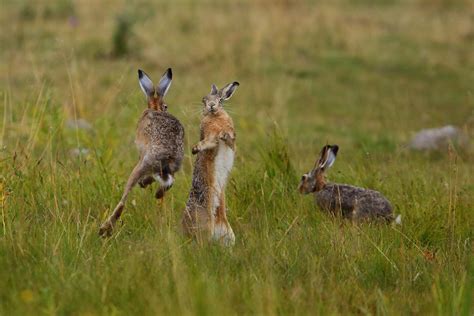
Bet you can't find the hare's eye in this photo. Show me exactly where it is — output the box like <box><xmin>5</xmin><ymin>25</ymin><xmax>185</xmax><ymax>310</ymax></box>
<box><xmin>301</xmin><ymin>175</ymin><xmax>307</xmax><ymax>181</ymax></box>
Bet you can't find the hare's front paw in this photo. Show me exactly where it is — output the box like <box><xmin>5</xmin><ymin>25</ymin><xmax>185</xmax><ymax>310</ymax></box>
<box><xmin>192</xmin><ymin>144</ymin><xmax>201</xmax><ymax>155</ymax></box>
<box><xmin>219</xmin><ymin>132</ymin><xmax>234</xmax><ymax>146</ymax></box>
<box><xmin>219</xmin><ymin>132</ymin><xmax>232</xmax><ymax>141</ymax></box>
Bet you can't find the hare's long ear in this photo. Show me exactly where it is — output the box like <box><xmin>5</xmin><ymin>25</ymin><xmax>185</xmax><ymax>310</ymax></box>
<box><xmin>156</xmin><ymin>68</ymin><xmax>172</xmax><ymax>98</ymax></box>
<box><xmin>219</xmin><ymin>81</ymin><xmax>239</xmax><ymax>100</ymax></box>
<box><xmin>324</xmin><ymin>145</ymin><xmax>338</xmax><ymax>169</ymax></box>
<box><xmin>315</xmin><ymin>145</ymin><xmax>339</xmax><ymax>171</ymax></box>
<box><xmin>138</xmin><ymin>69</ymin><xmax>155</xmax><ymax>97</ymax></box>
<box><xmin>210</xmin><ymin>84</ymin><xmax>218</xmax><ymax>95</ymax></box>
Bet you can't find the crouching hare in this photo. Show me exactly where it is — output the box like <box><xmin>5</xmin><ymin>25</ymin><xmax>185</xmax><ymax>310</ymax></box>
<box><xmin>182</xmin><ymin>82</ymin><xmax>239</xmax><ymax>246</ymax></box>
<box><xmin>299</xmin><ymin>145</ymin><xmax>400</xmax><ymax>223</ymax></box>
<box><xmin>99</xmin><ymin>68</ymin><xmax>185</xmax><ymax>237</ymax></box>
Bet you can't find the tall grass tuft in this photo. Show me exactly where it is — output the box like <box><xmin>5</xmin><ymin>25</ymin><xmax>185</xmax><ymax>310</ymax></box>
<box><xmin>112</xmin><ymin>14</ymin><xmax>134</xmax><ymax>58</ymax></box>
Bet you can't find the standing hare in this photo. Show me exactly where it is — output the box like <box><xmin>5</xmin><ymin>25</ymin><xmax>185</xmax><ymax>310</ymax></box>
<box><xmin>182</xmin><ymin>82</ymin><xmax>239</xmax><ymax>246</ymax></box>
<box><xmin>298</xmin><ymin>145</ymin><xmax>400</xmax><ymax>223</ymax></box>
<box><xmin>99</xmin><ymin>68</ymin><xmax>185</xmax><ymax>237</ymax></box>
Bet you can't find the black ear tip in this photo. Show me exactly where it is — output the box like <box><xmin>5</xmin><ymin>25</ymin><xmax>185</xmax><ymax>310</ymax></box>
<box><xmin>331</xmin><ymin>145</ymin><xmax>339</xmax><ymax>155</ymax></box>
<box><xmin>233</xmin><ymin>81</ymin><xmax>240</xmax><ymax>86</ymax></box>
<box><xmin>138</xmin><ymin>69</ymin><xmax>144</xmax><ymax>78</ymax></box>
<box><xmin>166</xmin><ymin>68</ymin><xmax>172</xmax><ymax>78</ymax></box>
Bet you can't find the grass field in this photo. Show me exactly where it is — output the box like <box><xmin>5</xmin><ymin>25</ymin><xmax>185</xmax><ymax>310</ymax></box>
<box><xmin>1</xmin><ymin>0</ymin><xmax>473</xmax><ymax>314</ymax></box>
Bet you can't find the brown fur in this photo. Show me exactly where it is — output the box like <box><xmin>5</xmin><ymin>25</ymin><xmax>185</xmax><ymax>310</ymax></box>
<box><xmin>315</xmin><ymin>170</ymin><xmax>326</xmax><ymax>192</ymax></box>
<box><xmin>299</xmin><ymin>144</ymin><xmax>394</xmax><ymax>222</ymax></box>
<box><xmin>199</xmin><ymin>112</ymin><xmax>236</xmax><ymax>150</ymax></box>
<box><xmin>315</xmin><ymin>184</ymin><xmax>393</xmax><ymax>222</ymax></box>
<box><xmin>146</xmin><ymin>95</ymin><xmax>167</xmax><ymax>112</ymax></box>
<box><xmin>182</xmin><ymin>82</ymin><xmax>238</xmax><ymax>246</ymax></box>
<box><xmin>99</xmin><ymin>69</ymin><xmax>184</xmax><ymax>237</ymax></box>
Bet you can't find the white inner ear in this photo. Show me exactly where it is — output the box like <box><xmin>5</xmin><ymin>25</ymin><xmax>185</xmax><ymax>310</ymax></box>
<box><xmin>157</xmin><ymin>76</ymin><xmax>172</xmax><ymax>97</ymax></box>
<box><xmin>220</xmin><ymin>83</ymin><xmax>238</xmax><ymax>101</ymax></box>
<box><xmin>324</xmin><ymin>150</ymin><xmax>336</xmax><ymax>169</ymax></box>
<box><xmin>139</xmin><ymin>74</ymin><xmax>154</xmax><ymax>97</ymax></box>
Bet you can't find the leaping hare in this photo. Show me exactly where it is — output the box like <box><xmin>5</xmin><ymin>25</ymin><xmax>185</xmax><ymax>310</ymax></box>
<box><xmin>182</xmin><ymin>82</ymin><xmax>239</xmax><ymax>246</ymax></box>
<box><xmin>298</xmin><ymin>145</ymin><xmax>400</xmax><ymax>223</ymax></box>
<box><xmin>99</xmin><ymin>68</ymin><xmax>185</xmax><ymax>237</ymax></box>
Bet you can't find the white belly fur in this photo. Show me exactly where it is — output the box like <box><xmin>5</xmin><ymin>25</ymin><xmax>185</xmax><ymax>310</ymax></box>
<box><xmin>211</xmin><ymin>141</ymin><xmax>234</xmax><ymax>216</ymax></box>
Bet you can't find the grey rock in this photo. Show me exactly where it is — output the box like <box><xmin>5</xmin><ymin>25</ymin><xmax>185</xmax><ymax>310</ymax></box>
<box><xmin>409</xmin><ymin>125</ymin><xmax>467</xmax><ymax>151</ymax></box>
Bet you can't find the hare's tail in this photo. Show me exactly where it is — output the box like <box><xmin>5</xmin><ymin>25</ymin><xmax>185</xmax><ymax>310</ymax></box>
<box><xmin>394</xmin><ymin>214</ymin><xmax>402</xmax><ymax>225</ymax></box>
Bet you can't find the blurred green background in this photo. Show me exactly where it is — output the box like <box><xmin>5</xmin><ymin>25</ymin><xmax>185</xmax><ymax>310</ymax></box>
<box><xmin>0</xmin><ymin>0</ymin><xmax>473</xmax><ymax>315</ymax></box>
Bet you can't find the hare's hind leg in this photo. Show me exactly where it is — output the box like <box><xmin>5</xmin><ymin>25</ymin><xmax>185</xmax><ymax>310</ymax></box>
<box><xmin>212</xmin><ymin>193</ymin><xmax>235</xmax><ymax>246</ymax></box>
<box><xmin>182</xmin><ymin>205</ymin><xmax>209</xmax><ymax>245</ymax></box>
<box><xmin>99</xmin><ymin>161</ymin><xmax>149</xmax><ymax>237</ymax></box>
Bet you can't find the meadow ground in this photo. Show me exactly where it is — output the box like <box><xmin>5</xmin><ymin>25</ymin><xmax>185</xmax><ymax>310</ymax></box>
<box><xmin>0</xmin><ymin>0</ymin><xmax>473</xmax><ymax>315</ymax></box>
